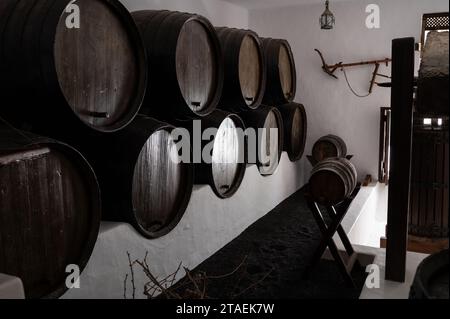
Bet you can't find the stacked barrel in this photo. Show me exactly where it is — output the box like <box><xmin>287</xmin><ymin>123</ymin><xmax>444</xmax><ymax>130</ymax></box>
<box><xmin>0</xmin><ymin>0</ymin><xmax>146</xmax><ymax>299</ymax></box>
<box><xmin>409</xmin><ymin>31</ymin><xmax>449</xmax><ymax>243</ymax></box>
<box><xmin>308</xmin><ymin>135</ymin><xmax>357</xmax><ymax>205</ymax></box>
<box><xmin>0</xmin><ymin>1</ymin><xmax>308</xmax><ymax>298</ymax></box>
<box><xmin>213</xmin><ymin>30</ymin><xmax>306</xmax><ymax>176</ymax></box>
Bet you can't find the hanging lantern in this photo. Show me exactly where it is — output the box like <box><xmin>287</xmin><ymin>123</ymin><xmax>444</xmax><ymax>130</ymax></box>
<box><xmin>320</xmin><ymin>0</ymin><xmax>335</xmax><ymax>30</ymax></box>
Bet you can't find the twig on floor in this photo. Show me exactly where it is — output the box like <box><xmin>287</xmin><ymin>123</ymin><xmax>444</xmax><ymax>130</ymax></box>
<box><xmin>127</xmin><ymin>251</ymin><xmax>136</xmax><ymax>299</ymax></box>
<box><xmin>123</xmin><ymin>273</ymin><xmax>128</xmax><ymax>300</ymax></box>
<box><xmin>232</xmin><ymin>268</ymin><xmax>274</xmax><ymax>299</ymax></box>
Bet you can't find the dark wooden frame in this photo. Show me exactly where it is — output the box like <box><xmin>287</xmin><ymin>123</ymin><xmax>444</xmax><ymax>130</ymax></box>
<box><xmin>305</xmin><ymin>191</ymin><xmax>359</xmax><ymax>287</ymax></box>
<box><xmin>385</xmin><ymin>38</ymin><xmax>415</xmax><ymax>283</ymax></box>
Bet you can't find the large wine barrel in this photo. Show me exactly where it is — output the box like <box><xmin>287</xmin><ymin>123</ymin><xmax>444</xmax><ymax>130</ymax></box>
<box><xmin>312</xmin><ymin>135</ymin><xmax>348</xmax><ymax>163</ymax></box>
<box><xmin>79</xmin><ymin>116</ymin><xmax>194</xmax><ymax>239</ymax></box>
<box><xmin>132</xmin><ymin>10</ymin><xmax>223</xmax><ymax>119</ymax></box>
<box><xmin>0</xmin><ymin>126</ymin><xmax>101</xmax><ymax>299</ymax></box>
<box><xmin>241</xmin><ymin>106</ymin><xmax>284</xmax><ymax>176</ymax></box>
<box><xmin>261</xmin><ymin>38</ymin><xmax>296</xmax><ymax>105</ymax></box>
<box><xmin>0</xmin><ymin>0</ymin><xmax>147</xmax><ymax>134</ymax></box>
<box><xmin>215</xmin><ymin>27</ymin><xmax>266</xmax><ymax>112</ymax></box>
<box><xmin>309</xmin><ymin>157</ymin><xmax>357</xmax><ymax>205</ymax></box>
<box><xmin>409</xmin><ymin>116</ymin><xmax>449</xmax><ymax>239</ymax></box>
<box><xmin>180</xmin><ymin>111</ymin><xmax>246</xmax><ymax>198</ymax></box>
<box><xmin>416</xmin><ymin>31</ymin><xmax>449</xmax><ymax>116</ymax></box>
<box><xmin>279</xmin><ymin>102</ymin><xmax>307</xmax><ymax>161</ymax></box>
<box><xmin>410</xmin><ymin>249</ymin><xmax>449</xmax><ymax>299</ymax></box>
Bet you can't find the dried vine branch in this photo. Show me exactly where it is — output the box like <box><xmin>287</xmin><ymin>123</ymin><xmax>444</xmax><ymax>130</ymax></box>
<box><xmin>124</xmin><ymin>252</ymin><xmax>270</xmax><ymax>299</ymax></box>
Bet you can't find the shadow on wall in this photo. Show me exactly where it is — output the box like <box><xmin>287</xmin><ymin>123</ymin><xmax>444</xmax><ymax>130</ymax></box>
<box><xmin>119</xmin><ymin>0</ymin><xmax>249</xmax><ymax>28</ymax></box>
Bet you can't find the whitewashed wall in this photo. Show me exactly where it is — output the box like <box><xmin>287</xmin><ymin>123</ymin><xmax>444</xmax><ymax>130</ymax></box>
<box><xmin>249</xmin><ymin>0</ymin><xmax>449</xmax><ymax>179</ymax></box>
<box><xmin>63</xmin><ymin>155</ymin><xmax>305</xmax><ymax>299</ymax></box>
<box><xmin>120</xmin><ymin>0</ymin><xmax>249</xmax><ymax>28</ymax></box>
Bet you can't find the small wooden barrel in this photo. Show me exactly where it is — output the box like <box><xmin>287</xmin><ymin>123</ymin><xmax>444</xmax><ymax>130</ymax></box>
<box><xmin>181</xmin><ymin>111</ymin><xmax>246</xmax><ymax>198</ymax></box>
<box><xmin>241</xmin><ymin>106</ymin><xmax>284</xmax><ymax>176</ymax></box>
<box><xmin>0</xmin><ymin>126</ymin><xmax>101</xmax><ymax>299</ymax></box>
<box><xmin>261</xmin><ymin>38</ymin><xmax>296</xmax><ymax>105</ymax></box>
<box><xmin>409</xmin><ymin>116</ymin><xmax>449</xmax><ymax>238</ymax></box>
<box><xmin>132</xmin><ymin>10</ymin><xmax>223</xmax><ymax>119</ymax></box>
<box><xmin>215</xmin><ymin>27</ymin><xmax>266</xmax><ymax>112</ymax></box>
<box><xmin>279</xmin><ymin>103</ymin><xmax>307</xmax><ymax>161</ymax></box>
<box><xmin>312</xmin><ymin>135</ymin><xmax>348</xmax><ymax>163</ymax></box>
<box><xmin>81</xmin><ymin>116</ymin><xmax>194</xmax><ymax>239</ymax></box>
<box><xmin>416</xmin><ymin>31</ymin><xmax>449</xmax><ymax>116</ymax></box>
<box><xmin>309</xmin><ymin>157</ymin><xmax>357</xmax><ymax>205</ymax></box>
<box><xmin>0</xmin><ymin>0</ymin><xmax>147</xmax><ymax>133</ymax></box>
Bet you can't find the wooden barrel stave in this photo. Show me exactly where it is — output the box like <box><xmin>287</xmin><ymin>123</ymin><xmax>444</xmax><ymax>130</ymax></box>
<box><xmin>76</xmin><ymin>116</ymin><xmax>194</xmax><ymax>239</ymax></box>
<box><xmin>312</xmin><ymin>134</ymin><xmax>348</xmax><ymax>163</ymax></box>
<box><xmin>133</xmin><ymin>10</ymin><xmax>223</xmax><ymax>120</ymax></box>
<box><xmin>0</xmin><ymin>126</ymin><xmax>101</xmax><ymax>299</ymax></box>
<box><xmin>241</xmin><ymin>106</ymin><xmax>284</xmax><ymax>176</ymax></box>
<box><xmin>177</xmin><ymin>110</ymin><xmax>247</xmax><ymax>198</ymax></box>
<box><xmin>309</xmin><ymin>157</ymin><xmax>357</xmax><ymax>205</ymax></box>
<box><xmin>261</xmin><ymin>38</ymin><xmax>296</xmax><ymax>105</ymax></box>
<box><xmin>409</xmin><ymin>249</ymin><xmax>449</xmax><ymax>299</ymax></box>
<box><xmin>216</xmin><ymin>27</ymin><xmax>266</xmax><ymax>112</ymax></box>
<box><xmin>279</xmin><ymin>102</ymin><xmax>307</xmax><ymax>161</ymax></box>
<box><xmin>0</xmin><ymin>0</ymin><xmax>147</xmax><ymax>135</ymax></box>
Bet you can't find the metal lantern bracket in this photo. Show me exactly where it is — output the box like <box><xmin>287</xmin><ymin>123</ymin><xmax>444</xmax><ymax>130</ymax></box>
<box><xmin>315</xmin><ymin>49</ymin><xmax>392</xmax><ymax>95</ymax></box>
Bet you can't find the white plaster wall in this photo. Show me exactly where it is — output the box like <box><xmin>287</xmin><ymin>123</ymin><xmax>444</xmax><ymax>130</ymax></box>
<box><xmin>249</xmin><ymin>0</ymin><xmax>449</xmax><ymax>180</ymax></box>
<box><xmin>334</xmin><ymin>183</ymin><xmax>388</xmax><ymax>249</ymax></box>
<box><xmin>119</xmin><ymin>0</ymin><xmax>249</xmax><ymax>28</ymax></box>
<box><xmin>346</xmin><ymin>183</ymin><xmax>388</xmax><ymax>248</ymax></box>
<box><xmin>63</xmin><ymin>155</ymin><xmax>305</xmax><ymax>299</ymax></box>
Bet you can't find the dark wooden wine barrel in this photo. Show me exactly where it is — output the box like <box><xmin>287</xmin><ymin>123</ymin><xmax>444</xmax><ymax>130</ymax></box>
<box><xmin>179</xmin><ymin>111</ymin><xmax>246</xmax><ymax>198</ymax></box>
<box><xmin>241</xmin><ymin>106</ymin><xmax>284</xmax><ymax>176</ymax></box>
<box><xmin>279</xmin><ymin>102</ymin><xmax>307</xmax><ymax>161</ymax></box>
<box><xmin>312</xmin><ymin>135</ymin><xmax>348</xmax><ymax>163</ymax></box>
<box><xmin>215</xmin><ymin>27</ymin><xmax>266</xmax><ymax>112</ymax></box>
<box><xmin>409</xmin><ymin>116</ymin><xmax>449</xmax><ymax>239</ymax></box>
<box><xmin>309</xmin><ymin>157</ymin><xmax>357</xmax><ymax>205</ymax></box>
<box><xmin>416</xmin><ymin>31</ymin><xmax>449</xmax><ymax>116</ymax></box>
<box><xmin>132</xmin><ymin>10</ymin><xmax>223</xmax><ymax>119</ymax></box>
<box><xmin>261</xmin><ymin>38</ymin><xmax>296</xmax><ymax>105</ymax></box>
<box><xmin>0</xmin><ymin>0</ymin><xmax>147</xmax><ymax>134</ymax></box>
<box><xmin>410</xmin><ymin>249</ymin><xmax>449</xmax><ymax>299</ymax></box>
<box><xmin>0</xmin><ymin>126</ymin><xmax>101</xmax><ymax>299</ymax></box>
<box><xmin>78</xmin><ymin>116</ymin><xmax>194</xmax><ymax>239</ymax></box>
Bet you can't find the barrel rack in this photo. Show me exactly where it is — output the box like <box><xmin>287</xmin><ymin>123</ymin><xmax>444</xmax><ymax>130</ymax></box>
<box><xmin>304</xmin><ymin>189</ymin><xmax>360</xmax><ymax>287</ymax></box>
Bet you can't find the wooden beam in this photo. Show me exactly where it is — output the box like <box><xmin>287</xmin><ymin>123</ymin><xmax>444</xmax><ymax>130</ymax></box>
<box><xmin>385</xmin><ymin>38</ymin><xmax>415</xmax><ymax>283</ymax></box>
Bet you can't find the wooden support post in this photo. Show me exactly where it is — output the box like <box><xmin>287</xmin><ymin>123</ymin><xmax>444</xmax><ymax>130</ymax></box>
<box><xmin>385</xmin><ymin>38</ymin><xmax>415</xmax><ymax>282</ymax></box>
